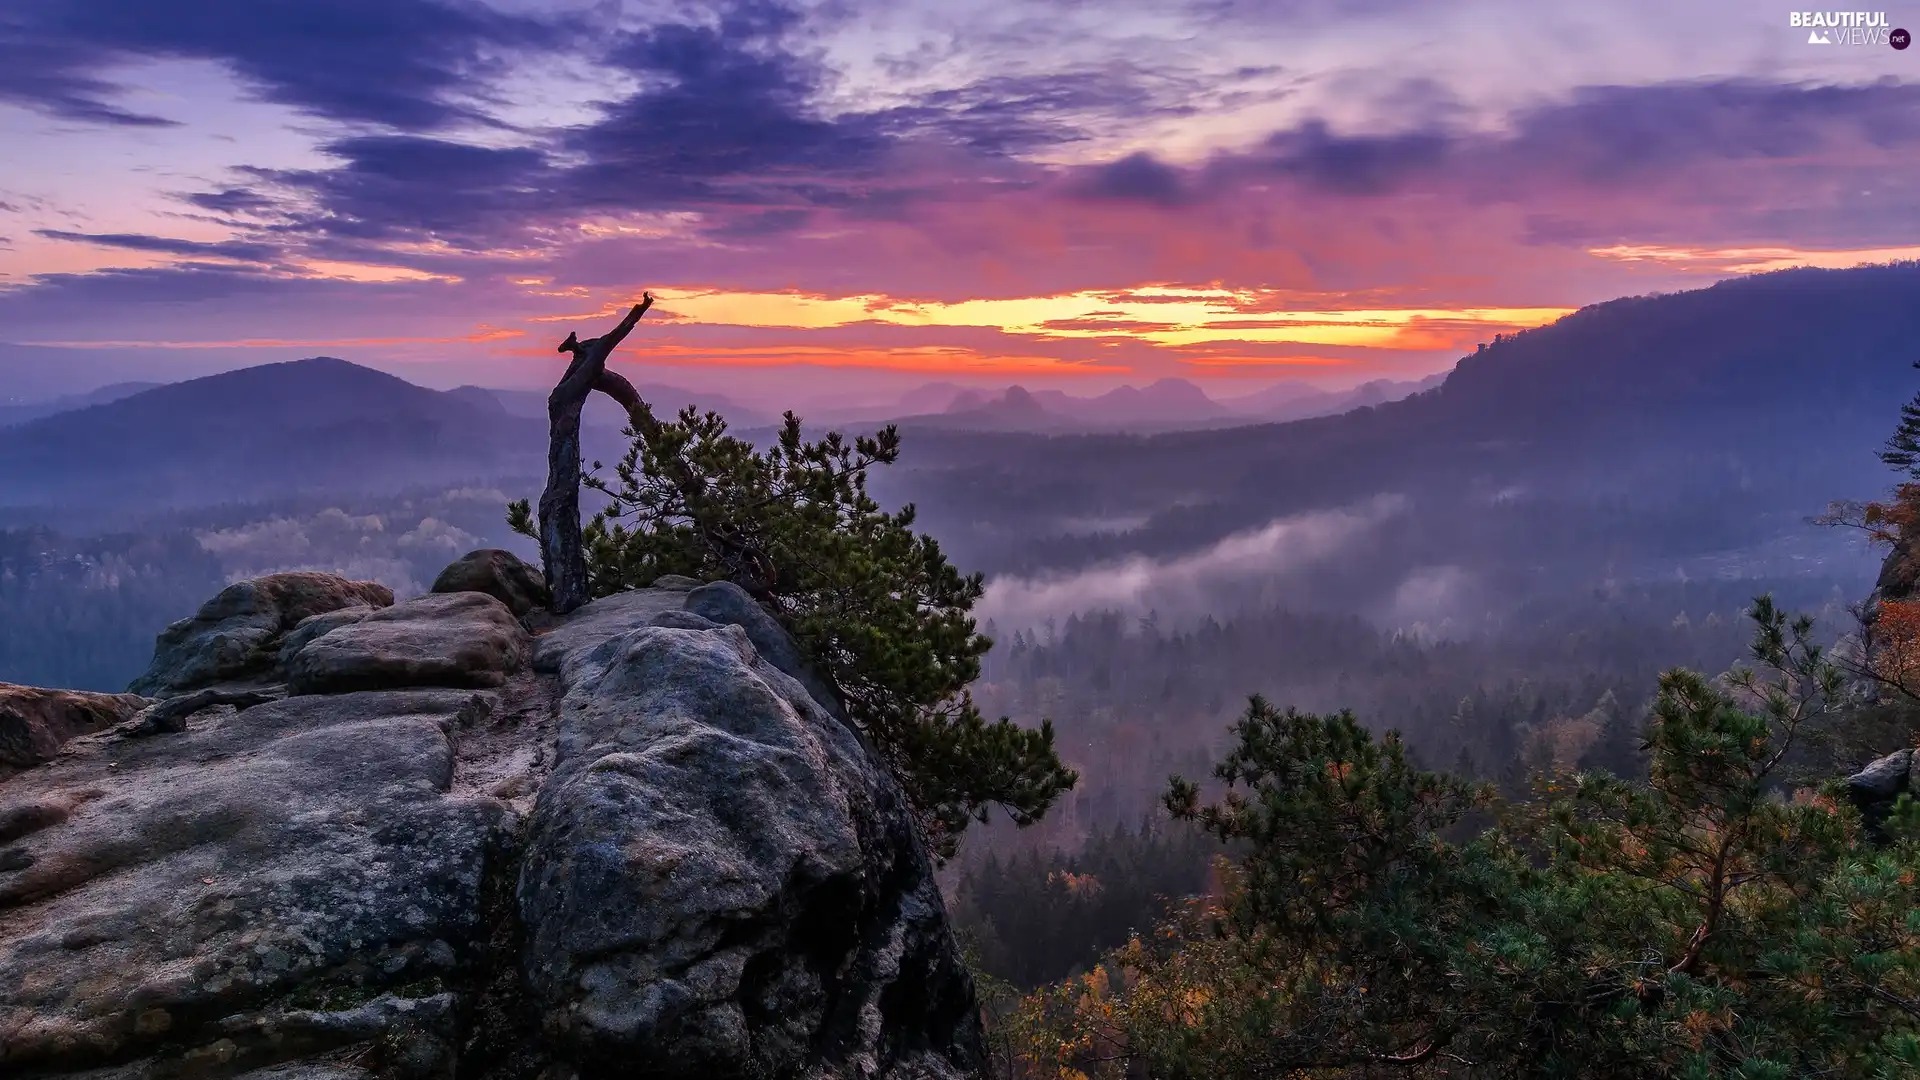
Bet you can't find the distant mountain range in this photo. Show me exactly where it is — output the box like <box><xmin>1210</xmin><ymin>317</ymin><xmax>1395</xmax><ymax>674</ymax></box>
<box><xmin>479</xmin><ymin>385</ymin><xmax>777</xmax><ymax>429</ymax></box>
<box><xmin>1221</xmin><ymin>373</ymin><xmax>1450</xmax><ymax>423</ymax></box>
<box><xmin>871</xmin><ymin>262</ymin><xmax>1920</xmax><ymax>584</ymax></box>
<box><xmin>884</xmin><ymin>372</ymin><xmax>1449</xmax><ymax>432</ymax></box>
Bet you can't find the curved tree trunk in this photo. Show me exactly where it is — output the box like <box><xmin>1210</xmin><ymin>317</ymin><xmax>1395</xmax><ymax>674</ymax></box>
<box><xmin>539</xmin><ymin>294</ymin><xmax>654</xmax><ymax>614</ymax></box>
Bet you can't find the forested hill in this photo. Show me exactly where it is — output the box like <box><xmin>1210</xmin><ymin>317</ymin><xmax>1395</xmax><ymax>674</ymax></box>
<box><xmin>1443</xmin><ymin>261</ymin><xmax>1919</xmax><ymax>422</ymax></box>
<box><xmin>0</xmin><ymin>357</ymin><xmax>548</xmax><ymax>510</ymax></box>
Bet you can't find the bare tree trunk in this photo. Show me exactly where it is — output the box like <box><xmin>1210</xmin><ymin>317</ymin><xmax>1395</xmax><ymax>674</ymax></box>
<box><xmin>539</xmin><ymin>294</ymin><xmax>654</xmax><ymax>614</ymax></box>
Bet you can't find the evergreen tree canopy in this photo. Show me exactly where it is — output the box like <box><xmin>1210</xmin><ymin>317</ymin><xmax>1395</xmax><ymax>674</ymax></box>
<box><xmin>511</xmin><ymin>404</ymin><xmax>1076</xmax><ymax>855</ymax></box>
<box><xmin>1015</xmin><ymin>601</ymin><xmax>1920</xmax><ymax>1078</ymax></box>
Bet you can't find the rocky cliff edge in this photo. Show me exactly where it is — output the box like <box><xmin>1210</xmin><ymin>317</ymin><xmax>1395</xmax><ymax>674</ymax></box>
<box><xmin>0</xmin><ymin>551</ymin><xmax>983</xmax><ymax>1079</ymax></box>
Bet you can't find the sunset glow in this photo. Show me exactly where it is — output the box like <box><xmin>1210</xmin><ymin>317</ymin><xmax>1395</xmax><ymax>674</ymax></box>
<box><xmin>0</xmin><ymin>0</ymin><xmax>1915</xmax><ymax>400</ymax></box>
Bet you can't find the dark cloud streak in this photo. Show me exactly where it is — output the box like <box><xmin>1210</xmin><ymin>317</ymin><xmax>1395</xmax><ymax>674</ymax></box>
<box><xmin>35</xmin><ymin>229</ymin><xmax>281</xmax><ymax>263</ymax></box>
<box><xmin>0</xmin><ymin>0</ymin><xmax>572</xmax><ymax>131</ymax></box>
<box><xmin>1073</xmin><ymin>152</ymin><xmax>1192</xmax><ymax>207</ymax></box>
<box><xmin>1189</xmin><ymin>80</ymin><xmax>1920</xmax><ymax>201</ymax></box>
<box><xmin>0</xmin><ymin>32</ymin><xmax>177</xmax><ymax>126</ymax></box>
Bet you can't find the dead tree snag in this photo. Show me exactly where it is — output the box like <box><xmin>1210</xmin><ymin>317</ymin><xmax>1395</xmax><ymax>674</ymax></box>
<box><xmin>539</xmin><ymin>293</ymin><xmax>654</xmax><ymax>613</ymax></box>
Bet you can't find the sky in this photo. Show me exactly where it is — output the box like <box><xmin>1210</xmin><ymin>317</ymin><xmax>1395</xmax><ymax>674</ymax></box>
<box><xmin>1</xmin><ymin>0</ymin><xmax>1918</xmax><ymax>407</ymax></box>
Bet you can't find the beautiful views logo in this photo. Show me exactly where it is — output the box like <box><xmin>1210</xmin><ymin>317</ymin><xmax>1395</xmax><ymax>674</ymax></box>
<box><xmin>1790</xmin><ymin>10</ymin><xmax>1896</xmax><ymax>44</ymax></box>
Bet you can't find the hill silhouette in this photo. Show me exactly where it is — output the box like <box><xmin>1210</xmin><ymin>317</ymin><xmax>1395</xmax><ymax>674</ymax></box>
<box><xmin>886</xmin><ymin>374</ymin><xmax>1443</xmax><ymax>432</ymax></box>
<box><xmin>899</xmin><ymin>378</ymin><xmax>1235</xmax><ymax>432</ymax></box>
<box><xmin>0</xmin><ymin>357</ymin><xmax>546</xmax><ymax>508</ymax></box>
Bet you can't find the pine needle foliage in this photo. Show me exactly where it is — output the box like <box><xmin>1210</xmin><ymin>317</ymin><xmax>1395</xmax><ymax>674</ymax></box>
<box><xmin>512</xmin><ymin>403</ymin><xmax>1075</xmax><ymax>855</ymax></box>
<box><xmin>1010</xmin><ymin>602</ymin><xmax>1920</xmax><ymax>1079</ymax></box>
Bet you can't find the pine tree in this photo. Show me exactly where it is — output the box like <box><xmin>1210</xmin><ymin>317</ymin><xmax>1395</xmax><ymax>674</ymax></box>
<box><xmin>1881</xmin><ymin>359</ymin><xmax>1920</xmax><ymax>478</ymax></box>
<box><xmin>511</xmin><ymin>404</ymin><xmax>1075</xmax><ymax>856</ymax></box>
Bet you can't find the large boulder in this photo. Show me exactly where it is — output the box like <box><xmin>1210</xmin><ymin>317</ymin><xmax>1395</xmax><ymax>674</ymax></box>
<box><xmin>0</xmin><ymin>684</ymin><xmax>151</xmax><ymax>777</ymax></box>
<box><xmin>276</xmin><ymin>605</ymin><xmax>382</xmax><ymax>670</ymax></box>
<box><xmin>284</xmin><ymin>592</ymin><xmax>530</xmax><ymax>695</ymax></box>
<box><xmin>128</xmin><ymin>572</ymin><xmax>394</xmax><ymax>697</ymax></box>
<box><xmin>431</xmin><ymin>549</ymin><xmax>550</xmax><ymax>617</ymax></box>
<box><xmin>0</xmin><ymin>577</ymin><xmax>980</xmax><ymax>1078</ymax></box>
<box><xmin>520</xmin><ymin>607</ymin><xmax>978</xmax><ymax>1078</ymax></box>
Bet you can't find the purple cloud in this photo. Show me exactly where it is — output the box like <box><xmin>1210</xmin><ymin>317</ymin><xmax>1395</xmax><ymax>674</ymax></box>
<box><xmin>0</xmin><ymin>0</ymin><xmax>571</xmax><ymax>130</ymax></box>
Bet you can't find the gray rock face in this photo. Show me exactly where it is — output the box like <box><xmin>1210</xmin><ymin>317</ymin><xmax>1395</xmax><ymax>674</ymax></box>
<box><xmin>431</xmin><ymin>549</ymin><xmax>550</xmax><ymax>617</ymax></box>
<box><xmin>1848</xmin><ymin>748</ymin><xmax>1916</xmax><ymax>840</ymax></box>
<box><xmin>284</xmin><ymin>592</ymin><xmax>530</xmax><ymax>695</ymax></box>
<box><xmin>0</xmin><ymin>689</ymin><xmax>505</xmax><ymax>1074</ymax></box>
<box><xmin>684</xmin><ymin>582</ymin><xmax>846</xmax><ymax>720</ymax></box>
<box><xmin>534</xmin><ymin>584</ymin><xmax>842</xmax><ymax>718</ymax></box>
<box><xmin>0</xmin><ymin>684</ymin><xmax>150</xmax><ymax>777</ymax></box>
<box><xmin>0</xmin><ymin>576</ymin><xmax>980</xmax><ymax>1078</ymax></box>
<box><xmin>520</xmin><ymin>619</ymin><xmax>978</xmax><ymax>1077</ymax></box>
<box><xmin>530</xmin><ymin>589</ymin><xmax>688</xmax><ymax>673</ymax></box>
<box><xmin>128</xmin><ymin>573</ymin><xmax>394</xmax><ymax>697</ymax></box>
<box><xmin>1849</xmin><ymin>748</ymin><xmax>1913</xmax><ymax>801</ymax></box>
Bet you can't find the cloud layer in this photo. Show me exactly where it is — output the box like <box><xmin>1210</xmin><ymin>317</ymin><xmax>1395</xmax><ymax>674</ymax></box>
<box><xmin>1</xmin><ymin>0</ymin><xmax>1917</xmax><ymax>399</ymax></box>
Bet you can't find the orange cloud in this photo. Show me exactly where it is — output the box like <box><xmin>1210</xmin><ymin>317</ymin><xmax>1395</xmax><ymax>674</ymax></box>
<box><xmin>523</xmin><ymin>283</ymin><xmax>1571</xmax><ymax>358</ymax></box>
<box><xmin>1590</xmin><ymin>245</ymin><xmax>1920</xmax><ymax>274</ymax></box>
<box><xmin>502</xmin><ymin>339</ymin><xmax>1125</xmax><ymax>375</ymax></box>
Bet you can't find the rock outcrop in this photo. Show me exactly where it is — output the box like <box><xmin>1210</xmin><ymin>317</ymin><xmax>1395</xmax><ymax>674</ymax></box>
<box><xmin>520</xmin><ymin>607</ymin><xmax>971</xmax><ymax>1077</ymax></box>
<box><xmin>0</xmin><ymin>689</ymin><xmax>503</xmax><ymax>1072</ymax></box>
<box><xmin>128</xmin><ymin>572</ymin><xmax>395</xmax><ymax>697</ymax></box>
<box><xmin>284</xmin><ymin>592</ymin><xmax>530</xmax><ymax>695</ymax></box>
<box><xmin>0</xmin><ymin>558</ymin><xmax>982</xmax><ymax>1079</ymax></box>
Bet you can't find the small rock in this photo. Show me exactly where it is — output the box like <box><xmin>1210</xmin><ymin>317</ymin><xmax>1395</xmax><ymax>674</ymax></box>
<box><xmin>432</xmin><ymin>548</ymin><xmax>551</xmax><ymax>617</ymax></box>
<box><xmin>1847</xmin><ymin>748</ymin><xmax>1917</xmax><ymax>843</ymax></box>
<box><xmin>0</xmin><ymin>684</ymin><xmax>151</xmax><ymax>774</ymax></box>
